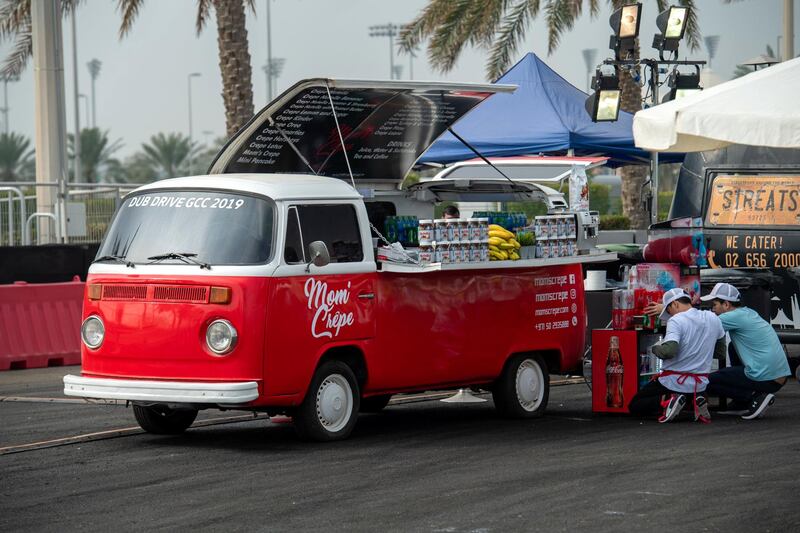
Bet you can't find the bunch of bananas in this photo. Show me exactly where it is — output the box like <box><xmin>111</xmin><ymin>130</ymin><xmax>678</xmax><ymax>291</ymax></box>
<box><xmin>487</xmin><ymin>224</ymin><xmax>521</xmax><ymax>261</ymax></box>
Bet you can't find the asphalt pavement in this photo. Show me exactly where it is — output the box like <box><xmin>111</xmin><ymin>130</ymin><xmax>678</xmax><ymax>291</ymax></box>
<box><xmin>1</xmin><ymin>366</ymin><xmax>798</xmax><ymax>532</ymax></box>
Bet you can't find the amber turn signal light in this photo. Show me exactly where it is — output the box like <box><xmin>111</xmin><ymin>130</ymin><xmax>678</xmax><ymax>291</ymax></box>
<box><xmin>209</xmin><ymin>286</ymin><xmax>232</xmax><ymax>304</ymax></box>
<box><xmin>87</xmin><ymin>284</ymin><xmax>102</xmax><ymax>300</ymax></box>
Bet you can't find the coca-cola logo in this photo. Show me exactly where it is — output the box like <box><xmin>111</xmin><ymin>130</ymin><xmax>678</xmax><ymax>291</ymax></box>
<box><xmin>304</xmin><ymin>277</ymin><xmax>355</xmax><ymax>339</ymax></box>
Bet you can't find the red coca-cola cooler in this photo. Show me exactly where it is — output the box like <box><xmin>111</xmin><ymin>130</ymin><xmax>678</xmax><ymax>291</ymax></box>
<box><xmin>591</xmin><ymin>329</ymin><xmax>640</xmax><ymax>413</ymax></box>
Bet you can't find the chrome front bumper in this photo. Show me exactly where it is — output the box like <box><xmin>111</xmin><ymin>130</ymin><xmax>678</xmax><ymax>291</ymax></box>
<box><xmin>63</xmin><ymin>375</ymin><xmax>259</xmax><ymax>404</ymax></box>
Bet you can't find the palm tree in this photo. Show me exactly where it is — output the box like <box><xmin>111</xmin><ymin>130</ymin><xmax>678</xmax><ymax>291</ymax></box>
<box><xmin>733</xmin><ymin>45</ymin><xmax>777</xmax><ymax>78</ymax></box>
<box><xmin>139</xmin><ymin>132</ymin><xmax>201</xmax><ymax>180</ymax></box>
<box><xmin>0</xmin><ymin>132</ymin><xmax>34</xmax><ymax>181</ymax></box>
<box><xmin>400</xmin><ymin>0</ymin><xmax>702</xmax><ymax>228</ymax></box>
<box><xmin>193</xmin><ymin>135</ymin><xmax>228</xmax><ymax>175</ymax></box>
<box><xmin>119</xmin><ymin>152</ymin><xmax>157</xmax><ymax>184</ymax></box>
<box><xmin>0</xmin><ymin>0</ymin><xmax>255</xmax><ymax>137</ymax></box>
<box><xmin>67</xmin><ymin>128</ymin><xmax>123</xmax><ymax>183</ymax></box>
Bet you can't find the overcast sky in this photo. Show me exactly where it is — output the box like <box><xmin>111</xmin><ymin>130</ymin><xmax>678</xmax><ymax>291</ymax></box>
<box><xmin>2</xmin><ymin>0</ymin><xmax>797</xmax><ymax>158</ymax></box>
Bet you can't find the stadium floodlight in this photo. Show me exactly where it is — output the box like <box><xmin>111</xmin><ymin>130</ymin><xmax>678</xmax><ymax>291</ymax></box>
<box><xmin>652</xmin><ymin>6</ymin><xmax>689</xmax><ymax>54</ymax></box>
<box><xmin>609</xmin><ymin>3</ymin><xmax>642</xmax><ymax>59</ymax></box>
<box><xmin>585</xmin><ymin>68</ymin><xmax>621</xmax><ymax>122</ymax></box>
<box><xmin>662</xmin><ymin>68</ymin><xmax>702</xmax><ymax>102</ymax></box>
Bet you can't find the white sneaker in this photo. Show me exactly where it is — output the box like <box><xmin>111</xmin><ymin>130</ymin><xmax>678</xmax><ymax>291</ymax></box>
<box><xmin>659</xmin><ymin>394</ymin><xmax>686</xmax><ymax>423</ymax></box>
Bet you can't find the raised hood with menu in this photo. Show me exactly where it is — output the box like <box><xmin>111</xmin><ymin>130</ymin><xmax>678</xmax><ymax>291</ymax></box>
<box><xmin>209</xmin><ymin>78</ymin><xmax>514</xmax><ymax>183</ymax></box>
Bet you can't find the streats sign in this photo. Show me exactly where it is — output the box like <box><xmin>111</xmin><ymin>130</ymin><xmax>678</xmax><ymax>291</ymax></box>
<box><xmin>706</xmin><ymin>175</ymin><xmax>800</xmax><ymax>227</ymax></box>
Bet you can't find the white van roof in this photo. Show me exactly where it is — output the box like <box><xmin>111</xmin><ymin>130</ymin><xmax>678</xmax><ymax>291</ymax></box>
<box><xmin>130</xmin><ymin>173</ymin><xmax>362</xmax><ymax>202</ymax></box>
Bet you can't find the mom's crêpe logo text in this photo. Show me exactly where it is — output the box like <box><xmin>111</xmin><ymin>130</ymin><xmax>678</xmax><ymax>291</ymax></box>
<box><xmin>304</xmin><ymin>277</ymin><xmax>355</xmax><ymax>338</ymax></box>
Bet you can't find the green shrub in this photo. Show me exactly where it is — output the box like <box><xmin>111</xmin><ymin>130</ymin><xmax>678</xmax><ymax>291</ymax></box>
<box><xmin>599</xmin><ymin>214</ymin><xmax>631</xmax><ymax>230</ymax></box>
<box><xmin>516</xmin><ymin>231</ymin><xmax>535</xmax><ymax>246</ymax></box>
<box><xmin>588</xmin><ymin>183</ymin><xmax>612</xmax><ymax>215</ymax></box>
<box><xmin>657</xmin><ymin>190</ymin><xmax>674</xmax><ymax>221</ymax></box>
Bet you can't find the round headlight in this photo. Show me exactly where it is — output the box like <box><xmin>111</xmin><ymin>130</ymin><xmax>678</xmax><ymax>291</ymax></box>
<box><xmin>206</xmin><ymin>319</ymin><xmax>238</xmax><ymax>355</ymax></box>
<box><xmin>81</xmin><ymin>315</ymin><xmax>105</xmax><ymax>349</ymax></box>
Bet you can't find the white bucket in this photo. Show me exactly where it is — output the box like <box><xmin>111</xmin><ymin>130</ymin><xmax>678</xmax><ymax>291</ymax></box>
<box><xmin>584</xmin><ymin>270</ymin><xmax>607</xmax><ymax>291</ymax></box>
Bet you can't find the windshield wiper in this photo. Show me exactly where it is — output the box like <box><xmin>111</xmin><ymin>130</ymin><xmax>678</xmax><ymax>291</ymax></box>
<box><xmin>94</xmin><ymin>255</ymin><xmax>135</xmax><ymax>268</ymax></box>
<box><xmin>146</xmin><ymin>252</ymin><xmax>211</xmax><ymax>270</ymax></box>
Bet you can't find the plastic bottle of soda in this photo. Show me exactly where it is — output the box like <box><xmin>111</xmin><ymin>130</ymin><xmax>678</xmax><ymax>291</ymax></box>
<box><xmin>386</xmin><ymin>217</ymin><xmax>396</xmax><ymax>243</ymax></box>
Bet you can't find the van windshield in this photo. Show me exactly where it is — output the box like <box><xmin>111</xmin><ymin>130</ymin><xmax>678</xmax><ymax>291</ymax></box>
<box><xmin>97</xmin><ymin>191</ymin><xmax>274</xmax><ymax>265</ymax></box>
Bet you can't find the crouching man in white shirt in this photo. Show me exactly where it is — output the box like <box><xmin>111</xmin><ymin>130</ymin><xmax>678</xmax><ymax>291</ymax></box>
<box><xmin>629</xmin><ymin>288</ymin><xmax>726</xmax><ymax>423</ymax></box>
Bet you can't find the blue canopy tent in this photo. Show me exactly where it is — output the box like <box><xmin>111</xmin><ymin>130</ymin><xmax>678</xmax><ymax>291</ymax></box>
<box><xmin>419</xmin><ymin>53</ymin><xmax>684</xmax><ymax>167</ymax></box>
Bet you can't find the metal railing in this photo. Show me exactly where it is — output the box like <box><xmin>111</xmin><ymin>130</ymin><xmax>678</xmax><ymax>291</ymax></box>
<box><xmin>0</xmin><ymin>181</ymin><xmax>137</xmax><ymax>246</ymax></box>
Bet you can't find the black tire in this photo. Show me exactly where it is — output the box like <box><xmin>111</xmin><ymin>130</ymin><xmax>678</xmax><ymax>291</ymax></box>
<box><xmin>133</xmin><ymin>404</ymin><xmax>198</xmax><ymax>435</ymax></box>
<box><xmin>492</xmin><ymin>354</ymin><xmax>549</xmax><ymax>418</ymax></box>
<box><xmin>788</xmin><ymin>357</ymin><xmax>799</xmax><ymax>381</ymax></box>
<box><xmin>360</xmin><ymin>394</ymin><xmax>392</xmax><ymax>413</ymax></box>
<box><xmin>294</xmin><ymin>360</ymin><xmax>360</xmax><ymax>441</ymax></box>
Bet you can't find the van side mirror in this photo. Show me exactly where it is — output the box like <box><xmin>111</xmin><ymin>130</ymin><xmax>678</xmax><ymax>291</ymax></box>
<box><xmin>306</xmin><ymin>241</ymin><xmax>330</xmax><ymax>272</ymax></box>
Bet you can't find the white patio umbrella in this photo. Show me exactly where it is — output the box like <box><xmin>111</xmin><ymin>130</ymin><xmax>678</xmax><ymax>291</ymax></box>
<box><xmin>633</xmin><ymin>56</ymin><xmax>800</xmax><ymax>152</ymax></box>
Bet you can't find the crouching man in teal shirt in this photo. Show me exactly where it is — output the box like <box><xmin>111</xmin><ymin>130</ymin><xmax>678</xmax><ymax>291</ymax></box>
<box><xmin>701</xmin><ymin>283</ymin><xmax>791</xmax><ymax>420</ymax></box>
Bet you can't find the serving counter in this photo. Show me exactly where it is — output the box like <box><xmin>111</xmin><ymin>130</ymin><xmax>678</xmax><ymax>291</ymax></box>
<box><xmin>378</xmin><ymin>252</ymin><xmax>618</xmax><ymax>273</ymax></box>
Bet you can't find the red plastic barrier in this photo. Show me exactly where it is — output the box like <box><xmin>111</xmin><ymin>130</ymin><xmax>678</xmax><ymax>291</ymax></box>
<box><xmin>0</xmin><ymin>278</ymin><xmax>84</xmax><ymax>371</ymax></box>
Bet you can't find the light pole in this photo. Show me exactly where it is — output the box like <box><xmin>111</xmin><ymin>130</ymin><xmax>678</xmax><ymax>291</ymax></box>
<box><xmin>263</xmin><ymin>58</ymin><xmax>285</xmax><ymax>103</ymax></box>
<box><xmin>268</xmin><ymin>62</ymin><xmax>272</xmax><ymax>103</ymax></box>
<box><xmin>272</xmin><ymin>58</ymin><xmax>285</xmax><ymax>97</ymax></box>
<box><xmin>187</xmin><ymin>72</ymin><xmax>201</xmax><ymax>174</ymax></box>
<box><xmin>86</xmin><ymin>58</ymin><xmax>101</xmax><ymax>127</ymax></box>
<box><xmin>369</xmin><ymin>23</ymin><xmax>400</xmax><ymax>79</ymax></box>
<box><xmin>1</xmin><ymin>78</ymin><xmax>7</xmax><ymax>135</ymax></box>
<box><xmin>581</xmin><ymin>48</ymin><xmax>598</xmax><ymax>92</ymax></box>
<box><xmin>78</xmin><ymin>94</ymin><xmax>89</xmax><ymax>127</ymax></box>
<box><xmin>1</xmin><ymin>75</ymin><xmax>17</xmax><ymax>135</ymax></box>
<box><xmin>71</xmin><ymin>8</ymin><xmax>81</xmax><ymax>183</ymax></box>
<box><xmin>266</xmin><ymin>0</ymin><xmax>273</xmax><ymax>101</ymax></box>
<box><xmin>783</xmin><ymin>0</ymin><xmax>794</xmax><ymax>63</ymax></box>
<box><xmin>704</xmin><ymin>35</ymin><xmax>720</xmax><ymax>69</ymax></box>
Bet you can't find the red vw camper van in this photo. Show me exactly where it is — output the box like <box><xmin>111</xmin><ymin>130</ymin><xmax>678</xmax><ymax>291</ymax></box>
<box><xmin>64</xmin><ymin>79</ymin><xmax>613</xmax><ymax>441</ymax></box>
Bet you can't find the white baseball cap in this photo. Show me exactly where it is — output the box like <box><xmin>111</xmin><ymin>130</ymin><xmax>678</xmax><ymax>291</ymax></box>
<box><xmin>659</xmin><ymin>288</ymin><xmax>691</xmax><ymax>322</ymax></box>
<box><xmin>700</xmin><ymin>282</ymin><xmax>741</xmax><ymax>303</ymax></box>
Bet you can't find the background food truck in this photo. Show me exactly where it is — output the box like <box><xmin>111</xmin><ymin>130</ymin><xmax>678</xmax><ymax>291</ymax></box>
<box><xmin>647</xmin><ymin>144</ymin><xmax>800</xmax><ymax>377</ymax></box>
<box><xmin>64</xmin><ymin>79</ymin><xmax>614</xmax><ymax>441</ymax></box>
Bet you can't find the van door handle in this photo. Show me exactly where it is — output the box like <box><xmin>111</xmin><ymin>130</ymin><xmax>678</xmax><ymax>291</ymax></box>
<box><xmin>358</xmin><ymin>292</ymin><xmax>375</xmax><ymax>300</ymax></box>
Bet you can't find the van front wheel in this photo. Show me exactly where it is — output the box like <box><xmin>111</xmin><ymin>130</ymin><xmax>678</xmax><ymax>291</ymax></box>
<box><xmin>133</xmin><ymin>404</ymin><xmax>198</xmax><ymax>434</ymax></box>
<box><xmin>492</xmin><ymin>355</ymin><xmax>549</xmax><ymax>418</ymax></box>
<box><xmin>294</xmin><ymin>361</ymin><xmax>360</xmax><ymax>441</ymax></box>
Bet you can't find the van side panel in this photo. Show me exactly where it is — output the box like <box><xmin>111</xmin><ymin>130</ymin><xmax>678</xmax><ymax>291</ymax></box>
<box><xmin>366</xmin><ymin>264</ymin><xmax>585</xmax><ymax>392</ymax></box>
<box><xmin>262</xmin><ymin>273</ymin><xmax>377</xmax><ymax>400</ymax></box>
